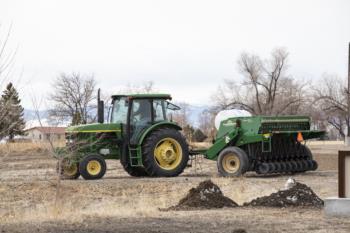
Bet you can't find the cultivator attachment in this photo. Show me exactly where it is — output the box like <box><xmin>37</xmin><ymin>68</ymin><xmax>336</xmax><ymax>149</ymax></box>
<box><xmin>252</xmin><ymin>135</ymin><xmax>318</xmax><ymax>174</ymax></box>
<box><xmin>256</xmin><ymin>160</ymin><xmax>318</xmax><ymax>174</ymax></box>
<box><xmin>252</xmin><ymin>118</ymin><xmax>322</xmax><ymax>174</ymax></box>
<box><xmin>207</xmin><ymin>115</ymin><xmax>326</xmax><ymax>177</ymax></box>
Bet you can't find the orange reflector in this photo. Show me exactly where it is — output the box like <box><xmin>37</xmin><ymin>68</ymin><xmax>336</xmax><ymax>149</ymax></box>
<box><xmin>297</xmin><ymin>132</ymin><xmax>304</xmax><ymax>142</ymax></box>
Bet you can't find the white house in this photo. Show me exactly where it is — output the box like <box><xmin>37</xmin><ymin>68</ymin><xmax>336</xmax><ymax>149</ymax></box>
<box><xmin>25</xmin><ymin>127</ymin><xmax>66</xmax><ymax>142</ymax></box>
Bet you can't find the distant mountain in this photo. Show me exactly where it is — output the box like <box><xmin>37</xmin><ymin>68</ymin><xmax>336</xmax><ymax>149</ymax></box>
<box><xmin>24</xmin><ymin>109</ymin><xmax>49</xmax><ymax>121</ymax></box>
<box><xmin>24</xmin><ymin>109</ymin><xmax>69</xmax><ymax>129</ymax></box>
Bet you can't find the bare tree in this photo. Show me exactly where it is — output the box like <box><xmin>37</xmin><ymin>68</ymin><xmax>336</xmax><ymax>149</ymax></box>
<box><xmin>30</xmin><ymin>93</ymin><xmax>73</xmax><ymax>214</ymax></box>
<box><xmin>121</xmin><ymin>80</ymin><xmax>156</xmax><ymax>94</ymax></box>
<box><xmin>171</xmin><ymin>102</ymin><xmax>194</xmax><ymax>140</ymax></box>
<box><xmin>172</xmin><ymin>102</ymin><xmax>191</xmax><ymax>128</ymax></box>
<box><xmin>49</xmin><ymin>73</ymin><xmax>96</xmax><ymax>125</ymax></box>
<box><xmin>213</xmin><ymin>48</ymin><xmax>307</xmax><ymax>115</ymax></box>
<box><xmin>0</xmin><ymin>23</ymin><xmax>17</xmax><ymax>87</ymax></box>
<box><xmin>313</xmin><ymin>74</ymin><xmax>348</xmax><ymax>138</ymax></box>
<box><xmin>198</xmin><ymin>109</ymin><xmax>216</xmax><ymax>140</ymax></box>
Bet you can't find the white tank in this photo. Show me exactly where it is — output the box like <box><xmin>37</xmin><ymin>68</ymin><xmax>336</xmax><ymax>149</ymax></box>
<box><xmin>214</xmin><ymin>109</ymin><xmax>252</xmax><ymax>129</ymax></box>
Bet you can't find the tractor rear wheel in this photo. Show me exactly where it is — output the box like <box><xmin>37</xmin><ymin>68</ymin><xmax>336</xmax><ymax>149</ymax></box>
<box><xmin>217</xmin><ymin>147</ymin><xmax>249</xmax><ymax>177</ymax></box>
<box><xmin>56</xmin><ymin>158</ymin><xmax>80</xmax><ymax>179</ymax></box>
<box><xmin>79</xmin><ymin>154</ymin><xmax>107</xmax><ymax>180</ymax></box>
<box><xmin>122</xmin><ymin>164</ymin><xmax>148</xmax><ymax>177</ymax></box>
<box><xmin>142</xmin><ymin>127</ymin><xmax>189</xmax><ymax>177</ymax></box>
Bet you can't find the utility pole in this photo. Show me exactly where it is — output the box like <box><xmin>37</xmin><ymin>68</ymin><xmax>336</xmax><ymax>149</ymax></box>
<box><xmin>347</xmin><ymin>42</ymin><xmax>350</xmax><ymax>145</ymax></box>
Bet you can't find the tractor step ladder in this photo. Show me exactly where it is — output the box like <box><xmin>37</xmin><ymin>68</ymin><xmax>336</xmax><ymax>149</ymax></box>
<box><xmin>128</xmin><ymin>146</ymin><xmax>143</xmax><ymax>167</ymax></box>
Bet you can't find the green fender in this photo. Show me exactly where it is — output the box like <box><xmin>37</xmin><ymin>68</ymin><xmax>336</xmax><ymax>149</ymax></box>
<box><xmin>137</xmin><ymin>121</ymin><xmax>182</xmax><ymax>146</ymax></box>
<box><xmin>204</xmin><ymin>128</ymin><xmax>240</xmax><ymax>160</ymax></box>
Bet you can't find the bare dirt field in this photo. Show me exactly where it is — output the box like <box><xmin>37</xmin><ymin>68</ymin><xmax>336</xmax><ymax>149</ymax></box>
<box><xmin>0</xmin><ymin>142</ymin><xmax>349</xmax><ymax>233</ymax></box>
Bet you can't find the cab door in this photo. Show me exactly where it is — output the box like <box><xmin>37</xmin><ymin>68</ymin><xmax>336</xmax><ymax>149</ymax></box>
<box><xmin>129</xmin><ymin>99</ymin><xmax>153</xmax><ymax>145</ymax></box>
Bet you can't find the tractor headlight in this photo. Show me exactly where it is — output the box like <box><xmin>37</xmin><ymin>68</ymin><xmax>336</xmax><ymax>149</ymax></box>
<box><xmin>66</xmin><ymin>138</ymin><xmax>74</xmax><ymax>144</ymax></box>
<box><xmin>65</xmin><ymin>134</ymin><xmax>75</xmax><ymax>144</ymax></box>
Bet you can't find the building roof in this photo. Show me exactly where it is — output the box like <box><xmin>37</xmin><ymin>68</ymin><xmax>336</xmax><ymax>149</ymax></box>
<box><xmin>25</xmin><ymin>127</ymin><xmax>66</xmax><ymax>134</ymax></box>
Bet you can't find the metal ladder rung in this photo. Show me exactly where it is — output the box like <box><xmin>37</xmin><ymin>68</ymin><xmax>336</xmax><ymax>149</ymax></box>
<box><xmin>128</xmin><ymin>147</ymin><xmax>142</xmax><ymax>166</ymax></box>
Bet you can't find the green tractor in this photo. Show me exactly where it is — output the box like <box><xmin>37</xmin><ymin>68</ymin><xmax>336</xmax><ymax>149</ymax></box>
<box><xmin>59</xmin><ymin>90</ymin><xmax>326</xmax><ymax>179</ymax></box>
<box><xmin>60</xmin><ymin>90</ymin><xmax>189</xmax><ymax>179</ymax></box>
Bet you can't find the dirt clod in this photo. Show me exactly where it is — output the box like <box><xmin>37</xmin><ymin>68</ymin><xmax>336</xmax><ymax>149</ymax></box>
<box><xmin>166</xmin><ymin>180</ymin><xmax>237</xmax><ymax>210</ymax></box>
<box><xmin>243</xmin><ymin>182</ymin><xmax>324</xmax><ymax>208</ymax></box>
<box><xmin>232</xmin><ymin>229</ymin><xmax>247</xmax><ymax>233</ymax></box>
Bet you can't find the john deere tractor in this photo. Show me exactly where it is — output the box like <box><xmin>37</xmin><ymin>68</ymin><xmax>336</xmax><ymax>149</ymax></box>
<box><xmin>60</xmin><ymin>90</ymin><xmax>188</xmax><ymax>179</ymax></box>
<box><xmin>59</xmin><ymin>90</ymin><xmax>326</xmax><ymax>179</ymax></box>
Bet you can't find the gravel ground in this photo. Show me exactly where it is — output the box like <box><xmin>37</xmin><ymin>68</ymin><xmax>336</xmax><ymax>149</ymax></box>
<box><xmin>0</xmin><ymin>143</ymin><xmax>349</xmax><ymax>233</ymax></box>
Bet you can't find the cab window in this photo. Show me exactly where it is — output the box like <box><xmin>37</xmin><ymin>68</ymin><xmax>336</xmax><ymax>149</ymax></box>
<box><xmin>111</xmin><ymin>97</ymin><xmax>128</xmax><ymax>124</ymax></box>
<box><xmin>153</xmin><ymin>100</ymin><xmax>166</xmax><ymax>122</ymax></box>
<box><xmin>131</xmin><ymin>99</ymin><xmax>152</xmax><ymax>124</ymax></box>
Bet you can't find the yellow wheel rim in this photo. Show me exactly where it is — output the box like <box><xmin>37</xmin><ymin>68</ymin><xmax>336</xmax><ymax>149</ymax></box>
<box><xmin>87</xmin><ymin>160</ymin><xmax>102</xmax><ymax>175</ymax></box>
<box><xmin>61</xmin><ymin>159</ymin><xmax>78</xmax><ymax>177</ymax></box>
<box><xmin>154</xmin><ymin>137</ymin><xmax>183</xmax><ymax>170</ymax></box>
<box><xmin>63</xmin><ymin>163</ymin><xmax>78</xmax><ymax>176</ymax></box>
<box><xmin>222</xmin><ymin>153</ymin><xmax>240</xmax><ymax>173</ymax></box>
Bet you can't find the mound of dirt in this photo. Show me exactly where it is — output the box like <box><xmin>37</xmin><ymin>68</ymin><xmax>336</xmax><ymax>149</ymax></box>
<box><xmin>166</xmin><ymin>180</ymin><xmax>238</xmax><ymax>210</ymax></box>
<box><xmin>244</xmin><ymin>182</ymin><xmax>324</xmax><ymax>208</ymax></box>
<box><xmin>232</xmin><ymin>229</ymin><xmax>247</xmax><ymax>233</ymax></box>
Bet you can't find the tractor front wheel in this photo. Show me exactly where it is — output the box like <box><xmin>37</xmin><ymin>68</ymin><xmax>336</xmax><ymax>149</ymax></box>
<box><xmin>56</xmin><ymin>158</ymin><xmax>80</xmax><ymax>180</ymax></box>
<box><xmin>79</xmin><ymin>154</ymin><xmax>107</xmax><ymax>180</ymax></box>
<box><xmin>142</xmin><ymin>127</ymin><xmax>189</xmax><ymax>177</ymax></box>
<box><xmin>217</xmin><ymin>147</ymin><xmax>249</xmax><ymax>177</ymax></box>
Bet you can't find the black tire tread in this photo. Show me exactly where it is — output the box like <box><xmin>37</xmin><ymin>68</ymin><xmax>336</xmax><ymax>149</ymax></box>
<box><xmin>120</xmin><ymin>143</ymin><xmax>148</xmax><ymax>177</ymax></box>
<box><xmin>142</xmin><ymin>127</ymin><xmax>189</xmax><ymax>177</ymax></box>
<box><xmin>120</xmin><ymin>156</ymin><xmax>148</xmax><ymax>177</ymax></box>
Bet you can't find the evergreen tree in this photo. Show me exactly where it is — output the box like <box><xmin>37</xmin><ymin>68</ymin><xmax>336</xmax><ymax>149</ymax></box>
<box><xmin>192</xmin><ymin>129</ymin><xmax>207</xmax><ymax>142</ymax></box>
<box><xmin>0</xmin><ymin>83</ymin><xmax>26</xmax><ymax>141</ymax></box>
<box><xmin>183</xmin><ymin>124</ymin><xmax>195</xmax><ymax>142</ymax></box>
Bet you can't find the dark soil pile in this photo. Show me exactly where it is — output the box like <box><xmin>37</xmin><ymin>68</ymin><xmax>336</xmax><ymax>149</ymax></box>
<box><xmin>232</xmin><ymin>229</ymin><xmax>247</xmax><ymax>233</ymax></box>
<box><xmin>166</xmin><ymin>180</ymin><xmax>238</xmax><ymax>210</ymax></box>
<box><xmin>243</xmin><ymin>182</ymin><xmax>324</xmax><ymax>208</ymax></box>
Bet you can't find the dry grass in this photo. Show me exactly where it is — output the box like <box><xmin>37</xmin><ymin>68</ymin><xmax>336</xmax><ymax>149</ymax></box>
<box><xmin>307</xmin><ymin>140</ymin><xmax>344</xmax><ymax>145</ymax></box>
<box><xmin>0</xmin><ymin>142</ymin><xmax>64</xmax><ymax>155</ymax></box>
<box><xmin>189</xmin><ymin>142</ymin><xmax>212</xmax><ymax>150</ymax></box>
<box><xmin>1</xmin><ymin>142</ymin><xmax>348</xmax><ymax>233</ymax></box>
<box><xmin>0</xmin><ymin>140</ymin><xmax>342</xmax><ymax>155</ymax></box>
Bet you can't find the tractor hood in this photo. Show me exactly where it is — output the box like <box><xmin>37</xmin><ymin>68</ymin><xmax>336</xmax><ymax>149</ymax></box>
<box><xmin>65</xmin><ymin>123</ymin><xmax>121</xmax><ymax>134</ymax></box>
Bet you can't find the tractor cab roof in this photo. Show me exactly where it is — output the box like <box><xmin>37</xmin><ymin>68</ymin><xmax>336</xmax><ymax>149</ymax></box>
<box><xmin>111</xmin><ymin>93</ymin><xmax>172</xmax><ymax>100</ymax></box>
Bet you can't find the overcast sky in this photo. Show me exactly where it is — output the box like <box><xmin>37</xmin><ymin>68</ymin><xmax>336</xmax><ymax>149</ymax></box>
<box><xmin>1</xmin><ymin>0</ymin><xmax>350</xmax><ymax>109</ymax></box>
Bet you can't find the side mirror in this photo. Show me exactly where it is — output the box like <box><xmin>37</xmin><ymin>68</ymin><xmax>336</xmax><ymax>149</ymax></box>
<box><xmin>97</xmin><ymin>88</ymin><xmax>104</xmax><ymax>123</ymax></box>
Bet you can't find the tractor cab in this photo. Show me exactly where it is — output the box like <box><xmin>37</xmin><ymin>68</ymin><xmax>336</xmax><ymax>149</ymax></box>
<box><xmin>106</xmin><ymin>94</ymin><xmax>180</xmax><ymax>145</ymax></box>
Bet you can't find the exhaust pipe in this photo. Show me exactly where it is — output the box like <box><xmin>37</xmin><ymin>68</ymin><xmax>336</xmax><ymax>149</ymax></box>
<box><xmin>97</xmin><ymin>88</ymin><xmax>104</xmax><ymax>123</ymax></box>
